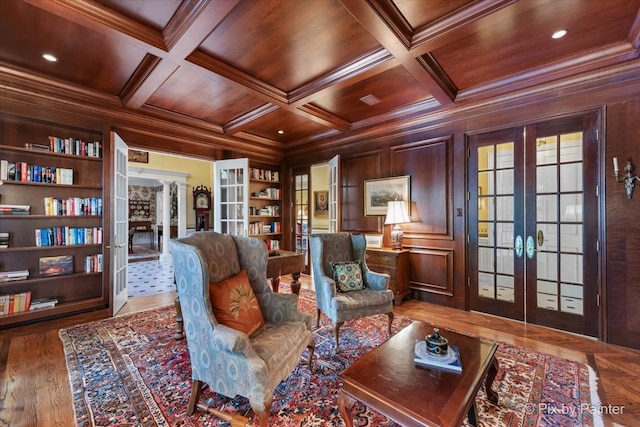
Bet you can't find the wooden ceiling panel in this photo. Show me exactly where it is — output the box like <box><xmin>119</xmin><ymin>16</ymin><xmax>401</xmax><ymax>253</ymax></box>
<box><xmin>240</xmin><ymin>109</ymin><xmax>334</xmax><ymax>143</ymax></box>
<box><xmin>147</xmin><ymin>66</ymin><xmax>265</xmax><ymax>125</ymax></box>
<box><xmin>198</xmin><ymin>0</ymin><xmax>382</xmax><ymax>92</ymax></box>
<box><xmin>1</xmin><ymin>0</ymin><xmax>638</xmax><ymax>154</ymax></box>
<box><xmin>0</xmin><ymin>0</ymin><xmax>147</xmax><ymax>96</ymax></box>
<box><xmin>95</xmin><ymin>0</ymin><xmax>181</xmax><ymax>32</ymax></box>
<box><xmin>310</xmin><ymin>65</ymin><xmax>433</xmax><ymax>123</ymax></box>
<box><xmin>429</xmin><ymin>0</ymin><xmax>640</xmax><ymax>90</ymax></box>
<box><xmin>392</xmin><ymin>0</ymin><xmax>473</xmax><ymax>30</ymax></box>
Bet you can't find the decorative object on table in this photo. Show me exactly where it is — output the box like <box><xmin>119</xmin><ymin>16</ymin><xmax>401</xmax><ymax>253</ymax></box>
<box><xmin>414</xmin><ymin>340</ymin><xmax>462</xmax><ymax>373</ymax></box>
<box><xmin>425</xmin><ymin>327</ymin><xmax>449</xmax><ymax>356</ymax></box>
<box><xmin>384</xmin><ymin>200</ymin><xmax>411</xmax><ymax>249</ymax></box>
<box><xmin>364</xmin><ymin>234</ymin><xmax>383</xmax><ymax>248</ymax></box>
<box><xmin>192</xmin><ymin>185</ymin><xmax>211</xmax><ymax>231</ymax></box>
<box><xmin>59</xmin><ymin>292</ymin><xmax>604</xmax><ymax>427</ymax></box>
<box><xmin>363</xmin><ymin>175</ymin><xmax>410</xmax><ymax>216</ymax></box>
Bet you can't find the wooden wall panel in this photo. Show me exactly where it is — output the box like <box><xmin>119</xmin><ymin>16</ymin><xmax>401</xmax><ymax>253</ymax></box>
<box><xmin>340</xmin><ymin>150</ymin><xmax>384</xmax><ymax>233</ymax></box>
<box><xmin>604</xmin><ymin>99</ymin><xmax>640</xmax><ymax>349</ymax></box>
<box><xmin>409</xmin><ymin>248</ymin><xmax>454</xmax><ymax>296</ymax></box>
<box><xmin>390</xmin><ymin>136</ymin><xmax>453</xmax><ymax>238</ymax></box>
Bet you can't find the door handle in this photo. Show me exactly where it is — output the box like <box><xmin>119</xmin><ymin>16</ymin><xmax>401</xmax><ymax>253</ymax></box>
<box><xmin>510</xmin><ymin>235</ymin><xmax>524</xmax><ymax>258</ymax></box>
<box><xmin>526</xmin><ymin>236</ymin><xmax>536</xmax><ymax>259</ymax></box>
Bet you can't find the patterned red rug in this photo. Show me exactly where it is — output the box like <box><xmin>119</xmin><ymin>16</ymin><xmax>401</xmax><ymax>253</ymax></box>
<box><xmin>60</xmin><ymin>289</ymin><xmax>603</xmax><ymax>426</ymax></box>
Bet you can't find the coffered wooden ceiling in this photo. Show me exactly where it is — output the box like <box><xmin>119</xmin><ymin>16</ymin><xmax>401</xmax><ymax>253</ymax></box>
<box><xmin>1</xmin><ymin>0</ymin><xmax>639</xmax><ymax>158</ymax></box>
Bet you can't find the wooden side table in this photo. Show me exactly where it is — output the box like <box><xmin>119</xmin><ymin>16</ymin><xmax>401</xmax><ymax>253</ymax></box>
<box><xmin>366</xmin><ymin>247</ymin><xmax>410</xmax><ymax>305</ymax></box>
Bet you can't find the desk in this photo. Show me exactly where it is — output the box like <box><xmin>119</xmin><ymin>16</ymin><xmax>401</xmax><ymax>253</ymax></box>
<box><xmin>128</xmin><ymin>221</ymin><xmax>153</xmax><ymax>253</ymax></box>
<box><xmin>267</xmin><ymin>250</ymin><xmax>305</xmax><ymax>294</ymax></box>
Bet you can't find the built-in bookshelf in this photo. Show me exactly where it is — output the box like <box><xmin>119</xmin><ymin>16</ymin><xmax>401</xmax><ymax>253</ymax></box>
<box><xmin>249</xmin><ymin>165</ymin><xmax>282</xmax><ymax>252</ymax></box>
<box><xmin>0</xmin><ymin>113</ymin><xmax>106</xmax><ymax>327</ymax></box>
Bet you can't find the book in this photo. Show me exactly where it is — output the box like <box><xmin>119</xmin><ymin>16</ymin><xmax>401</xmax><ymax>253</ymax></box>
<box><xmin>414</xmin><ymin>342</ymin><xmax>462</xmax><ymax>373</ymax></box>
<box><xmin>39</xmin><ymin>255</ymin><xmax>74</xmax><ymax>277</ymax></box>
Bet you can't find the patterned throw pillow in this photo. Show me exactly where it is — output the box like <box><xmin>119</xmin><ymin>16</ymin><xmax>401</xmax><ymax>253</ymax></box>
<box><xmin>331</xmin><ymin>261</ymin><xmax>365</xmax><ymax>293</ymax></box>
<box><xmin>209</xmin><ymin>269</ymin><xmax>264</xmax><ymax>336</ymax></box>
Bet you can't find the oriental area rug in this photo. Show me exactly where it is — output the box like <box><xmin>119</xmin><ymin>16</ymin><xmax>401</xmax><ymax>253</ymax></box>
<box><xmin>60</xmin><ymin>288</ymin><xmax>603</xmax><ymax>427</ymax></box>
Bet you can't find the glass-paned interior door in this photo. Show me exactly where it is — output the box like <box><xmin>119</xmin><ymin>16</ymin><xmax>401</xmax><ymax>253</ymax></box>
<box><xmin>213</xmin><ymin>158</ymin><xmax>249</xmax><ymax>236</ymax></box>
<box><xmin>294</xmin><ymin>172</ymin><xmax>309</xmax><ymax>271</ymax></box>
<box><xmin>328</xmin><ymin>155</ymin><xmax>340</xmax><ymax>233</ymax></box>
<box><xmin>469</xmin><ymin>114</ymin><xmax>599</xmax><ymax>337</ymax></box>
<box><xmin>470</xmin><ymin>128</ymin><xmax>525</xmax><ymax>321</ymax></box>
<box><xmin>525</xmin><ymin>116</ymin><xmax>599</xmax><ymax>336</ymax></box>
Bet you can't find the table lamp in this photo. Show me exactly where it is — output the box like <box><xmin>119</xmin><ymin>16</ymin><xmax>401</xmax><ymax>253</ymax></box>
<box><xmin>385</xmin><ymin>200</ymin><xmax>410</xmax><ymax>249</ymax></box>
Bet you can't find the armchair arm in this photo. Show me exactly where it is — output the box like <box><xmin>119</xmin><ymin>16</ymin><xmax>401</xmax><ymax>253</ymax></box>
<box><xmin>259</xmin><ymin>292</ymin><xmax>313</xmax><ymax>328</ymax></box>
<box><xmin>365</xmin><ymin>270</ymin><xmax>390</xmax><ymax>291</ymax></box>
<box><xmin>211</xmin><ymin>324</ymin><xmax>252</xmax><ymax>353</ymax></box>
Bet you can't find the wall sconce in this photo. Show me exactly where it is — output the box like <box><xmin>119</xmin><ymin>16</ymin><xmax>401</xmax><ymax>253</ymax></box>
<box><xmin>384</xmin><ymin>200</ymin><xmax>411</xmax><ymax>250</ymax></box>
<box><xmin>613</xmin><ymin>157</ymin><xmax>639</xmax><ymax>199</ymax></box>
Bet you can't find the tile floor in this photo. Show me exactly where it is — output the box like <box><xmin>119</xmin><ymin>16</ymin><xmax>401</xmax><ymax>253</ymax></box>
<box><xmin>127</xmin><ymin>256</ymin><xmax>175</xmax><ymax>298</ymax></box>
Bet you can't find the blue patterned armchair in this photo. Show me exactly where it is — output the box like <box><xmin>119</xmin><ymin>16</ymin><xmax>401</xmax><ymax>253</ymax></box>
<box><xmin>309</xmin><ymin>232</ymin><xmax>394</xmax><ymax>351</ymax></box>
<box><xmin>170</xmin><ymin>231</ymin><xmax>314</xmax><ymax>427</ymax></box>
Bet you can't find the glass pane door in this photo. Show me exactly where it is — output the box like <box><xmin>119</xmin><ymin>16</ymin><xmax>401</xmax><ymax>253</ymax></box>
<box><xmin>470</xmin><ymin>128</ymin><xmax>525</xmax><ymax>321</ymax></box>
<box><xmin>213</xmin><ymin>158</ymin><xmax>249</xmax><ymax>236</ymax></box>
<box><xmin>294</xmin><ymin>173</ymin><xmax>309</xmax><ymax>271</ymax></box>
<box><xmin>525</xmin><ymin>115</ymin><xmax>598</xmax><ymax>336</ymax></box>
<box><xmin>469</xmin><ymin>114</ymin><xmax>599</xmax><ymax>337</ymax></box>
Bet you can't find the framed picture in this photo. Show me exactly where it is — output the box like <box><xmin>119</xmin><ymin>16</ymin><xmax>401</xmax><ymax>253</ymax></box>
<box><xmin>365</xmin><ymin>234</ymin><xmax>383</xmax><ymax>248</ymax></box>
<box><xmin>128</xmin><ymin>149</ymin><xmax>149</xmax><ymax>163</ymax></box>
<box><xmin>364</xmin><ymin>175</ymin><xmax>410</xmax><ymax>216</ymax></box>
<box><xmin>314</xmin><ymin>191</ymin><xmax>328</xmax><ymax>217</ymax></box>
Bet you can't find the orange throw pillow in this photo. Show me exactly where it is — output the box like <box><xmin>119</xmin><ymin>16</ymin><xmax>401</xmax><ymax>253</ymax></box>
<box><xmin>209</xmin><ymin>270</ymin><xmax>265</xmax><ymax>336</ymax></box>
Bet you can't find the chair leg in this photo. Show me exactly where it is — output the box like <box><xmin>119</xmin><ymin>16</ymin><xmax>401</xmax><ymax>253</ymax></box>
<box><xmin>316</xmin><ymin>308</ymin><xmax>321</xmax><ymax>328</ymax></box>
<box><xmin>386</xmin><ymin>311</ymin><xmax>394</xmax><ymax>336</ymax></box>
<box><xmin>250</xmin><ymin>396</ymin><xmax>273</xmax><ymax>427</ymax></box>
<box><xmin>334</xmin><ymin>321</ymin><xmax>344</xmax><ymax>351</ymax></box>
<box><xmin>307</xmin><ymin>342</ymin><xmax>315</xmax><ymax>372</ymax></box>
<box><xmin>187</xmin><ymin>379</ymin><xmax>204</xmax><ymax>415</ymax></box>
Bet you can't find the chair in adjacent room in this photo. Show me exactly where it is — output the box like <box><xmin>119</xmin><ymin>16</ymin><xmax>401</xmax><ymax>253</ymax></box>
<box><xmin>170</xmin><ymin>231</ymin><xmax>315</xmax><ymax>427</ymax></box>
<box><xmin>309</xmin><ymin>232</ymin><xmax>394</xmax><ymax>351</ymax></box>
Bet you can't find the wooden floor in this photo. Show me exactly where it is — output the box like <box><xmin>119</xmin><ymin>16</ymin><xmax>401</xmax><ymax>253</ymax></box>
<box><xmin>1</xmin><ymin>274</ymin><xmax>638</xmax><ymax>427</ymax></box>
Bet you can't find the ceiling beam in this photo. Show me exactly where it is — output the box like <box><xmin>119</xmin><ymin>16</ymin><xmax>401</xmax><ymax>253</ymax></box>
<box><xmin>339</xmin><ymin>0</ymin><xmax>455</xmax><ymax>105</ymax></box>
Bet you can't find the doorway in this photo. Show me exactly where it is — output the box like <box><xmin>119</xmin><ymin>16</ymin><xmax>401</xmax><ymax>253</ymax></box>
<box><xmin>467</xmin><ymin>113</ymin><xmax>600</xmax><ymax>337</ymax></box>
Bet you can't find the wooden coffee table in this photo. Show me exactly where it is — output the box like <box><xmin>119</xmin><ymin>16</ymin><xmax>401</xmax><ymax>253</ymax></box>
<box><xmin>338</xmin><ymin>321</ymin><xmax>499</xmax><ymax>427</ymax></box>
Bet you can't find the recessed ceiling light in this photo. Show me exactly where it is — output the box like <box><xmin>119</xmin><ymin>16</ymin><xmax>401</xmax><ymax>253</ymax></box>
<box><xmin>277</xmin><ymin>130</ymin><xmax>284</xmax><ymax>135</ymax></box>
<box><xmin>42</xmin><ymin>53</ymin><xmax>57</xmax><ymax>62</ymax></box>
<box><xmin>360</xmin><ymin>94</ymin><xmax>380</xmax><ymax>105</ymax></box>
<box><xmin>551</xmin><ymin>30</ymin><xmax>567</xmax><ymax>39</ymax></box>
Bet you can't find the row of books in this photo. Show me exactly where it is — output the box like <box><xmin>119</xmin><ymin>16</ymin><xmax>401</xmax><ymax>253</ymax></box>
<box><xmin>0</xmin><ymin>269</ymin><xmax>29</xmax><ymax>282</ymax></box>
<box><xmin>252</xmin><ymin>187</ymin><xmax>281</xmax><ymax>199</ymax></box>
<box><xmin>44</xmin><ymin>197</ymin><xmax>103</xmax><ymax>216</ymax></box>
<box><xmin>0</xmin><ymin>159</ymin><xmax>73</xmax><ymax>184</ymax></box>
<box><xmin>249</xmin><ymin>221</ymin><xmax>281</xmax><ymax>235</ymax></box>
<box><xmin>249</xmin><ymin>205</ymin><xmax>281</xmax><ymax>216</ymax></box>
<box><xmin>35</xmin><ymin>227</ymin><xmax>103</xmax><ymax>247</ymax></box>
<box><xmin>0</xmin><ymin>204</ymin><xmax>30</xmax><ymax>215</ymax></box>
<box><xmin>249</xmin><ymin>167</ymin><xmax>279</xmax><ymax>182</ymax></box>
<box><xmin>0</xmin><ymin>232</ymin><xmax>8</xmax><ymax>248</ymax></box>
<box><xmin>0</xmin><ymin>292</ymin><xmax>59</xmax><ymax>315</ymax></box>
<box><xmin>0</xmin><ymin>292</ymin><xmax>32</xmax><ymax>315</ymax></box>
<box><xmin>44</xmin><ymin>136</ymin><xmax>101</xmax><ymax>158</ymax></box>
<box><xmin>84</xmin><ymin>253</ymin><xmax>103</xmax><ymax>273</ymax></box>
<box><xmin>264</xmin><ymin>238</ymin><xmax>280</xmax><ymax>252</ymax></box>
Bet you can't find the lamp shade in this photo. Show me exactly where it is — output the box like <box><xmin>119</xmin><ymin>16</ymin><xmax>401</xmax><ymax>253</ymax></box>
<box><xmin>384</xmin><ymin>200</ymin><xmax>410</xmax><ymax>225</ymax></box>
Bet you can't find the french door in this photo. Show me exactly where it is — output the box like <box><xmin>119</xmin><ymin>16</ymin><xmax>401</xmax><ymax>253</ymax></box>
<box><xmin>468</xmin><ymin>113</ymin><xmax>599</xmax><ymax>336</ymax></box>
<box><xmin>213</xmin><ymin>158</ymin><xmax>249</xmax><ymax>236</ymax></box>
